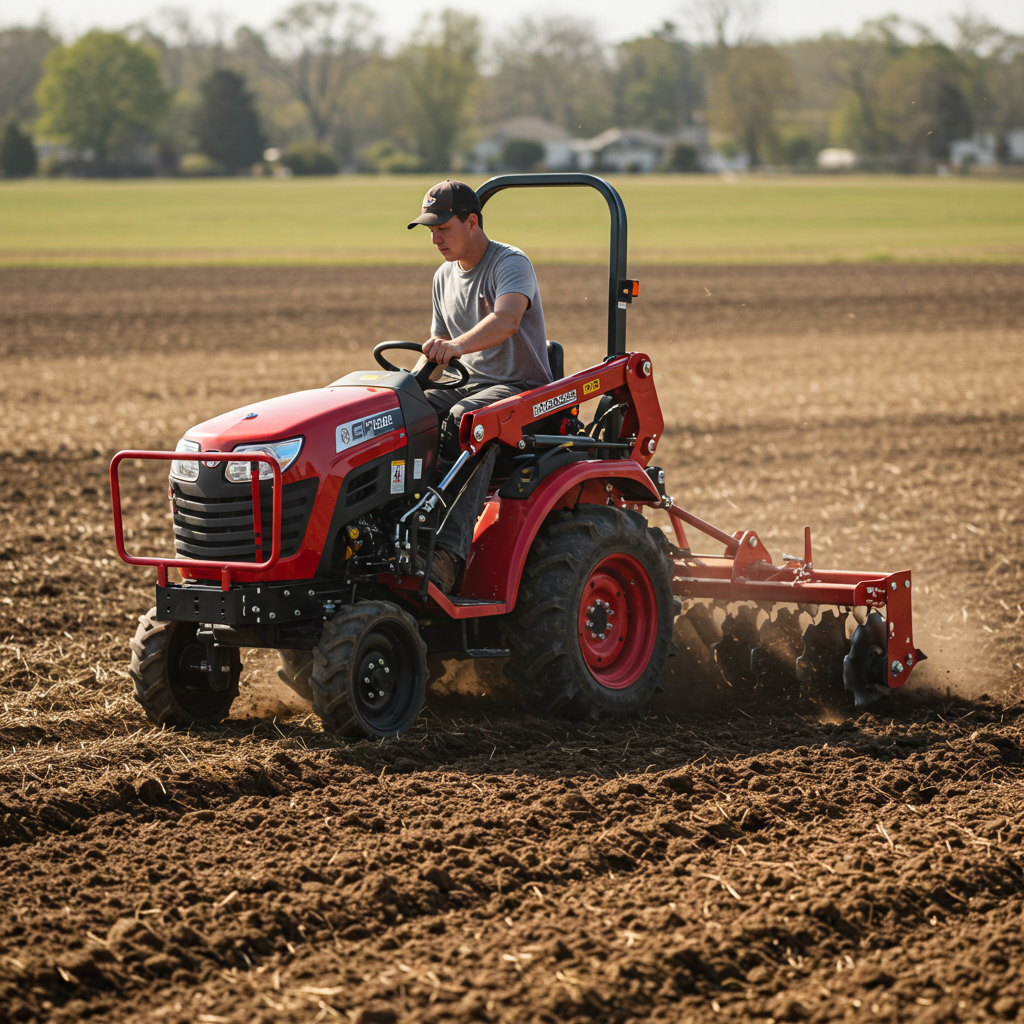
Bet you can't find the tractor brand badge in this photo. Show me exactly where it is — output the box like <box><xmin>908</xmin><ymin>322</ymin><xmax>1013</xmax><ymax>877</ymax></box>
<box><xmin>582</xmin><ymin>378</ymin><xmax>600</xmax><ymax>395</ymax></box>
<box><xmin>335</xmin><ymin>407</ymin><xmax>402</xmax><ymax>454</ymax></box>
<box><xmin>390</xmin><ymin>461</ymin><xmax>406</xmax><ymax>494</ymax></box>
<box><xmin>532</xmin><ymin>389</ymin><xmax>578</xmax><ymax>420</ymax></box>
<box><xmin>359</xmin><ymin>374</ymin><xmax>381</xmax><ymax>380</ymax></box>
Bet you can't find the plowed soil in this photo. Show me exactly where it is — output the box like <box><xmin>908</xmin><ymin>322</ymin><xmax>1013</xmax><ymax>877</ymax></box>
<box><xmin>2</xmin><ymin>264</ymin><xmax>1024</xmax><ymax>1024</ymax></box>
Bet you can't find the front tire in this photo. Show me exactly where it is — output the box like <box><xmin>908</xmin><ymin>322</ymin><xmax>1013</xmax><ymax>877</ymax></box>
<box><xmin>276</xmin><ymin>649</ymin><xmax>314</xmax><ymax>702</ymax></box>
<box><xmin>502</xmin><ymin>505</ymin><xmax>674</xmax><ymax>718</ymax></box>
<box><xmin>310</xmin><ymin>601</ymin><xmax>428</xmax><ymax>737</ymax></box>
<box><xmin>129</xmin><ymin>608</ymin><xmax>240</xmax><ymax>727</ymax></box>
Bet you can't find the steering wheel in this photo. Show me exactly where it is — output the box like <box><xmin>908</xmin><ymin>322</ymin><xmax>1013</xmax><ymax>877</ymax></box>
<box><xmin>372</xmin><ymin>341</ymin><xmax>470</xmax><ymax>391</ymax></box>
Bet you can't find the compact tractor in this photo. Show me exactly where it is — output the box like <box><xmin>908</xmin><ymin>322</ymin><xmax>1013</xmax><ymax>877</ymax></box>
<box><xmin>110</xmin><ymin>173</ymin><xmax>925</xmax><ymax>737</ymax></box>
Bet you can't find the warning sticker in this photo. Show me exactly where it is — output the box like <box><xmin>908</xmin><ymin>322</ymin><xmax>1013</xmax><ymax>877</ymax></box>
<box><xmin>582</xmin><ymin>378</ymin><xmax>600</xmax><ymax>395</ymax></box>
<box><xmin>413</xmin><ymin>458</ymin><xmax>423</xmax><ymax>480</ymax></box>
<box><xmin>532</xmin><ymin>389</ymin><xmax>578</xmax><ymax>420</ymax></box>
<box><xmin>390</xmin><ymin>460</ymin><xmax>406</xmax><ymax>494</ymax></box>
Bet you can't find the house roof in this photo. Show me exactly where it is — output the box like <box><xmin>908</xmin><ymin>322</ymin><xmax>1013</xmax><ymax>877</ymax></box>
<box><xmin>481</xmin><ymin>117</ymin><xmax>571</xmax><ymax>143</ymax></box>
<box><xmin>583</xmin><ymin>127</ymin><xmax>672</xmax><ymax>152</ymax></box>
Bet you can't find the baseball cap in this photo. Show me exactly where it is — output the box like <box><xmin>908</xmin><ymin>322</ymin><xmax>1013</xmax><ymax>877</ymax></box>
<box><xmin>407</xmin><ymin>179</ymin><xmax>482</xmax><ymax>229</ymax></box>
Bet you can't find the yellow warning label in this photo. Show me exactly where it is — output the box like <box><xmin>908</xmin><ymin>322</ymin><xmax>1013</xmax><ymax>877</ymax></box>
<box><xmin>360</xmin><ymin>374</ymin><xmax>382</xmax><ymax>380</ymax></box>
<box><xmin>583</xmin><ymin>378</ymin><xmax>600</xmax><ymax>395</ymax></box>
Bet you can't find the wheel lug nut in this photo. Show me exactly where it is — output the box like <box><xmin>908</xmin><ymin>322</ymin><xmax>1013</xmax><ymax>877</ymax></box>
<box><xmin>599</xmin><ymin>633</ymin><xmax>606</xmax><ymax>640</ymax></box>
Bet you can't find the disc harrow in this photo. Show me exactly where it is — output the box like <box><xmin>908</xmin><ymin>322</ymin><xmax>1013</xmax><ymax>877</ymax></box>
<box><xmin>665</xmin><ymin>508</ymin><xmax>925</xmax><ymax>709</ymax></box>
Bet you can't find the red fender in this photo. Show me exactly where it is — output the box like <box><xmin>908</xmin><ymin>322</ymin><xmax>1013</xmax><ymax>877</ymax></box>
<box><xmin>459</xmin><ymin>460</ymin><xmax>661</xmax><ymax>612</ymax></box>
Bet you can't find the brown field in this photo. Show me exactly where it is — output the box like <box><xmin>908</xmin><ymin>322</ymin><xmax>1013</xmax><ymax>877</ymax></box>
<box><xmin>1</xmin><ymin>263</ymin><xmax>1024</xmax><ymax>1024</ymax></box>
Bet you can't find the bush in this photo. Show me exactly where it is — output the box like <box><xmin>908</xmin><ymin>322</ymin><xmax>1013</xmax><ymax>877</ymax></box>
<box><xmin>500</xmin><ymin>139</ymin><xmax>545</xmax><ymax>172</ymax></box>
<box><xmin>768</xmin><ymin>129</ymin><xmax>817</xmax><ymax>167</ymax></box>
<box><xmin>1</xmin><ymin>121</ymin><xmax>38</xmax><ymax>177</ymax></box>
<box><xmin>179</xmin><ymin>152</ymin><xmax>224</xmax><ymax>176</ymax></box>
<box><xmin>280</xmin><ymin>142</ymin><xmax>339</xmax><ymax>176</ymax></box>
<box><xmin>659</xmin><ymin>141</ymin><xmax>700</xmax><ymax>173</ymax></box>
<box><xmin>357</xmin><ymin>140</ymin><xmax>423</xmax><ymax>174</ymax></box>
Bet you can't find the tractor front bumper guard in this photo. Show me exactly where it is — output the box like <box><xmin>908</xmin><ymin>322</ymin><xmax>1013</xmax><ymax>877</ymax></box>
<box><xmin>110</xmin><ymin>449</ymin><xmax>283</xmax><ymax>591</ymax></box>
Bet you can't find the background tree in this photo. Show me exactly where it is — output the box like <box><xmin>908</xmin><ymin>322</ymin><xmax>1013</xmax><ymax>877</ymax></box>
<box><xmin>259</xmin><ymin>1</ymin><xmax>377</xmax><ymax>164</ymax></box>
<box><xmin>952</xmin><ymin>14</ymin><xmax>1024</xmax><ymax>160</ymax></box>
<box><xmin>1</xmin><ymin>121</ymin><xmax>38</xmax><ymax>176</ymax></box>
<box><xmin>36</xmin><ymin>31</ymin><xmax>169</xmax><ymax>172</ymax></box>
<box><xmin>192</xmin><ymin>69</ymin><xmax>266</xmax><ymax>172</ymax></box>
<box><xmin>707</xmin><ymin>44</ymin><xmax>796</xmax><ymax>165</ymax></box>
<box><xmin>399</xmin><ymin>10</ymin><xmax>480</xmax><ymax>172</ymax></box>
<box><xmin>485</xmin><ymin>16</ymin><xmax>612</xmax><ymax>136</ymax></box>
<box><xmin>0</xmin><ymin>25</ymin><xmax>60</xmax><ymax>124</ymax></box>
<box><xmin>683</xmin><ymin>0</ymin><xmax>762</xmax><ymax>48</ymax></box>
<box><xmin>615</xmin><ymin>24</ymin><xmax>701</xmax><ymax>132</ymax></box>
<box><xmin>875</xmin><ymin>46</ymin><xmax>972</xmax><ymax>167</ymax></box>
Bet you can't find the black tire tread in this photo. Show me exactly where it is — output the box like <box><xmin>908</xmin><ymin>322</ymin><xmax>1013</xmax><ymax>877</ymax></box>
<box><xmin>129</xmin><ymin>608</ymin><xmax>239</xmax><ymax>727</ymax></box>
<box><xmin>310</xmin><ymin>600</ymin><xmax>428</xmax><ymax>738</ymax></box>
<box><xmin>502</xmin><ymin>504</ymin><xmax>674</xmax><ymax>718</ymax></box>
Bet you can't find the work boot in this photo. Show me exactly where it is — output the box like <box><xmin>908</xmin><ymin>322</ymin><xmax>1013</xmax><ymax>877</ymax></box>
<box><xmin>429</xmin><ymin>548</ymin><xmax>458</xmax><ymax>594</ymax></box>
<box><xmin>416</xmin><ymin>548</ymin><xmax>459</xmax><ymax>594</ymax></box>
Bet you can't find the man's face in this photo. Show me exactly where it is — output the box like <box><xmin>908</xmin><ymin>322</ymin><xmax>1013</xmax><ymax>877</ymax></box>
<box><xmin>428</xmin><ymin>215</ymin><xmax>475</xmax><ymax>262</ymax></box>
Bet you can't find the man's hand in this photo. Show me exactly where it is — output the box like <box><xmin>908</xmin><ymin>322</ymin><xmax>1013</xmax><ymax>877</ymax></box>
<box><xmin>421</xmin><ymin>336</ymin><xmax>461</xmax><ymax>366</ymax></box>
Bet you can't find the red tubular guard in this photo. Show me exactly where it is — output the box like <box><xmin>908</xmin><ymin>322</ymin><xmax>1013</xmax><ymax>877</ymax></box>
<box><xmin>109</xmin><ymin>450</ymin><xmax>283</xmax><ymax>592</ymax></box>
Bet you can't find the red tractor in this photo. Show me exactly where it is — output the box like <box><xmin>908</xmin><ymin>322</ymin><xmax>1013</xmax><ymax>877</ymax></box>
<box><xmin>111</xmin><ymin>174</ymin><xmax>925</xmax><ymax>737</ymax></box>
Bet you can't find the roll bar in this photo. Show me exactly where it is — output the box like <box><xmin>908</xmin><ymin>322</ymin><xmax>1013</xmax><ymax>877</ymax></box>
<box><xmin>476</xmin><ymin>173</ymin><xmax>632</xmax><ymax>358</ymax></box>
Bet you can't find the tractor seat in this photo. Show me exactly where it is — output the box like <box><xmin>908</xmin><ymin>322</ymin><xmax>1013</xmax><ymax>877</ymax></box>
<box><xmin>546</xmin><ymin>339</ymin><xmax>564</xmax><ymax>381</ymax></box>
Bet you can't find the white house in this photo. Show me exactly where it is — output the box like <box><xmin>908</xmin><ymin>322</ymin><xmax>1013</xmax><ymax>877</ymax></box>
<box><xmin>471</xmin><ymin>117</ymin><xmax>575</xmax><ymax>172</ymax></box>
<box><xmin>950</xmin><ymin>133</ymin><xmax>998</xmax><ymax>169</ymax></box>
<box><xmin>574</xmin><ymin>127</ymin><xmax>671</xmax><ymax>173</ymax></box>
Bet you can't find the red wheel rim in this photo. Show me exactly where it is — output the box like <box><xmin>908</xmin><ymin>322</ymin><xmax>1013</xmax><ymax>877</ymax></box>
<box><xmin>577</xmin><ymin>553</ymin><xmax>657</xmax><ymax>689</ymax></box>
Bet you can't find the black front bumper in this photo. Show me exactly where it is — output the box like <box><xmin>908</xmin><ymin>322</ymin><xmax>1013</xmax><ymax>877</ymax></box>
<box><xmin>156</xmin><ymin>580</ymin><xmax>351</xmax><ymax>648</ymax></box>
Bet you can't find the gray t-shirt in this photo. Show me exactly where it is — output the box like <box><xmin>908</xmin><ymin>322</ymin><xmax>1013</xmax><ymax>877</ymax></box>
<box><xmin>431</xmin><ymin>239</ymin><xmax>552</xmax><ymax>386</ymax></box>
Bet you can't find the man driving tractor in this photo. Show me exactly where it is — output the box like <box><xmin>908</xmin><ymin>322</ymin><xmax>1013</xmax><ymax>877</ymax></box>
<box><xmin>407</xmin><ymin>179</ymin><xmax>552</xmax><ymax>591</ymax></box>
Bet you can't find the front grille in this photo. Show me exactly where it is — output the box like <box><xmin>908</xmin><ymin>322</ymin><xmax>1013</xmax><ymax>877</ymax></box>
<box><xmin>173</xmin><ymin>478</ymin><xmax>319</xmax><ymax>562</ymax></box>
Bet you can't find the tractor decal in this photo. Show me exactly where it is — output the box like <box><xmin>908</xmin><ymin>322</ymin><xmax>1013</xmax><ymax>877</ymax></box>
<box><xmin>335</xmin><ymin>407</ymin><xmax>403</xmax><ymax>453</ymax></box>
<box><xmin>532</xmin><ymin>389</ymin><xmax>578</xmax><ymax>419</ymax></box>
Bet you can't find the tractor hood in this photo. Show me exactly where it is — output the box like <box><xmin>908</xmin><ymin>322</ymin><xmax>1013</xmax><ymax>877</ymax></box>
<box><xmin>183</xmin><ymin>386</ymin><xmax>401</xmax><ymax>450</ymax></box>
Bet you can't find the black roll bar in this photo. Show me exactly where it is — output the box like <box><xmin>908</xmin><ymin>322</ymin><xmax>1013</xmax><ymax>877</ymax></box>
<box><xmin>476</xmin><ymin>173</ymin><xmax>630</xmax><ymax>358</ymax></box>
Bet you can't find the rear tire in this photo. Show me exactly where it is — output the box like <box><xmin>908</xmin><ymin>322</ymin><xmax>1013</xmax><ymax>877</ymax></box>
<box><xmin>502</xmin><ymin>504</ymin><xmax>674</xmax><ymax>719</ymax></box>
<box><xmin>129</xmin><ymin>608</ymin><xmax>240</xmax><ymax>727</ymax></box>
<box><xmin>310</xmin><ymin>601</ymin><xmax>428</xmax><ymax>737</ymax></box>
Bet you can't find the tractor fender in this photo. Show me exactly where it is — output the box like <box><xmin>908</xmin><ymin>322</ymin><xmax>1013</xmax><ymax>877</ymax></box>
<box><xmin>459</xmin><ymin>459</ymin><xmax>661</xmax><ymax>612</ymax></box>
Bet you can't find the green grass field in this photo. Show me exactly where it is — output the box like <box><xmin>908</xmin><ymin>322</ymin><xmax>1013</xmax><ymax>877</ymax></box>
<box><xmin>1</xmin><ymin>174</ymin><xmax>1022</xmax><ymax>266</ymax></box>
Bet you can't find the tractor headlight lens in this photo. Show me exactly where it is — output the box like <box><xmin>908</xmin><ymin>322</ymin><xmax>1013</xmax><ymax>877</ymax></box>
<box><xmin>226</xmin><ymin>438</ymin><xmax>303</xmax><ymax>483</ymax></box>
<box><xmin>169</xmin><ymin>438</ymin><xmax>200</xmax><ymax>482</ymax></box>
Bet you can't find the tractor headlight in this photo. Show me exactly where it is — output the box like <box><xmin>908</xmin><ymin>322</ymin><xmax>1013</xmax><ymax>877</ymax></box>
<box><xmin>169</xmin><ymin>438</ymin><xmax>200</xmax><ymax>482</ymax></box>
<box><xmin>226</xmin><ymin>438</ymin><xmax>303</xmax><ymax>483</ymax></box>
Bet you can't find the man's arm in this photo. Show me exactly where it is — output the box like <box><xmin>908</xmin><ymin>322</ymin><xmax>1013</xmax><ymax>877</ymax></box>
<box><xmin>421</xmin><ymin>292</ymin><xmax>529</xmax><ymax>366</ymax></box>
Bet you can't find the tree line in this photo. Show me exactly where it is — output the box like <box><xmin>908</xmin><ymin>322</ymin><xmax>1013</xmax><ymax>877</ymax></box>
<box><xmin>1</xmin><ymin>1</ymin><xmax>1022</xmax><ymax>177</ymax></box>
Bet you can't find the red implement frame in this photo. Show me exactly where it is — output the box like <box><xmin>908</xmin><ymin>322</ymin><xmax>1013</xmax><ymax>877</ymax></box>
<box><xmin>664</xmin><ymin>511</ymin><xmax>922</xmax><ymax>688</ymax></box>
<box><xmin>460</xmin><ymin>351</ymin><xmax>663</xmax><ymax>461</ymax></box>
<box><xmin>110</xmin><ymin>450</ymin><xmax>282</xmax><ymax>592</ymax></box>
